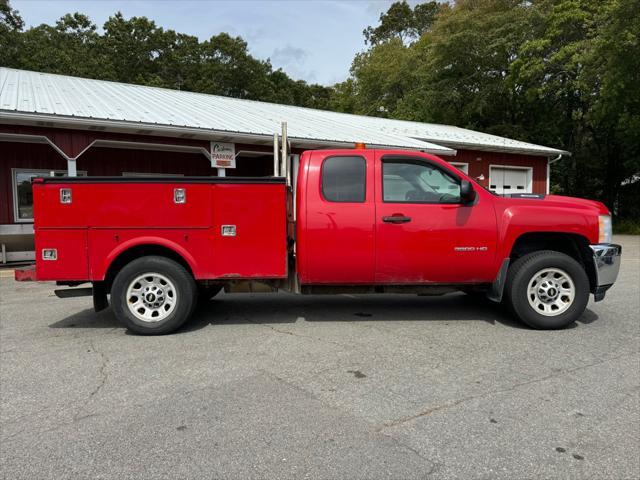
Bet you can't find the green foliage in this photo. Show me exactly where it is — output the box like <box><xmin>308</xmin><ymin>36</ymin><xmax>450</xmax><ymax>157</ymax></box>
<box><xmin>613</xmin><ymin>219</ymin><xmax>640</xmax><ymax>235</ymax></box>
<box><xmin>349</xmin><ymin>38</ymin><xmax>416</xmax><ymax>116</ymax></box>
<box><xmin>327</xmin><ymin>79</ymin><xmax>358</xmax><ymax>113</ymax></box>
<box><xmin>0</xmin><ymin>0</ymin><xmax>24</xmax><ymax>66</ymax></box>
<box><xmin>1</xmin><ymin>0</ymin><xmax>638</xmax><ymax>218</ymax></box>
<box><xmin>363</xmin><ymin>1</ymin><xmax>446</xmax><ymax>45</ymax></box>
<box><xmin>348</xmin><ymin>0</ymin><xmax>640</xmax><ymax>219</ymax></box>
<box><xmin>402</xmin><ymin>0</ymin><xmax>535</xmax><ymax>133</ymax></box>
<box><xmin>17</xmin><ymin>13</ymin><xmax>107</xmax><ymax>79</ymax></box>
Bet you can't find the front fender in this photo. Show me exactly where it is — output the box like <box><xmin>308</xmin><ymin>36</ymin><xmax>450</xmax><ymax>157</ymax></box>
<box><xmin>496</xmin><ymin>204</ymin><xmax>598</xmax><ymax>260</ymax></box>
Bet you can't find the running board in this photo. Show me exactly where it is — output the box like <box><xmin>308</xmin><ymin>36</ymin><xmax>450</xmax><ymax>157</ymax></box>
<box><xmin>54</xmin><ymin>284</ymin><xmax>110</xmax><ymax>312</ymax></box>
<box><xmin>54</xmin><ymin>287</ymin><xmax>93</xmax><ymax>298</ymax></box>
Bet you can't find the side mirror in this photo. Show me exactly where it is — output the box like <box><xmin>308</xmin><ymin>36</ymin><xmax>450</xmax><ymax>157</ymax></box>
<box><xmin>460</xmin><ymin>180</ymin><xmax>476</xmax><ymax>204</ymax></box>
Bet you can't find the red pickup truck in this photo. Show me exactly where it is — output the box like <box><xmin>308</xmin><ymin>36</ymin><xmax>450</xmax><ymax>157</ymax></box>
<box><xmin>27</xmin><ymin>148</ymin><xmax>621</xmax><ymax>334</ymax></box>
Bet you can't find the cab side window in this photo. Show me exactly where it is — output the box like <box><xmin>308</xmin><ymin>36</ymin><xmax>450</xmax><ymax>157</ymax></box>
<box><xmin>383</xmin><ymin>159</ymin><xmax>460</xmax><ymax>204</ymax></box>
<box><xmin>322</xmin><ymin>156</ymin><xmax>366</xmax><ymax>203</ymax></box>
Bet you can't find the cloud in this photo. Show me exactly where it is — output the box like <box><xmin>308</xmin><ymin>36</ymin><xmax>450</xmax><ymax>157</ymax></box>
<box><xmin>13</xmin><ymin>0</ymin><xmax>382</xmax><ymax>85</ymax></box>
<box><xmin>271</xmin><ymin>45</ymin><xmax>308</xmax><ymax>66</ymax></box>
<box><xmin>270</xmin><ymin>45</ymin><xmax>312</xmax><ymax>80</ymax></box>
<box><xmin>269</xmin><ymin>45</ymin><xmax>318</xmax><ymax>83</ymax></box>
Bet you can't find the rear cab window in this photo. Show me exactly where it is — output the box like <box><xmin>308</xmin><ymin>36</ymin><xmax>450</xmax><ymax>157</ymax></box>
<box><xmin>321</xmin><ymin>156</ymin><xmax>366</xmax><ymax>203</ymax></box>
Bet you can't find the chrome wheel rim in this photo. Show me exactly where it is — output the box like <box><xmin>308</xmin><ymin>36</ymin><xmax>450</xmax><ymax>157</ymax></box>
<box><xmin>126</xmin><ymin>273</ymin><xmax>177</xmax><ymax>323</ymax></box>
<box><xmin>527</xmin><ymin>268</ymin><xmax>575</xmax><ymax>317</ymax></box>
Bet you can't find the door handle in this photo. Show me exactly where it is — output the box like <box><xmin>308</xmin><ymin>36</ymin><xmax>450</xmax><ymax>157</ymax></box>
<box><xmin>382</xmin><ymin>215</ymin><xmax>411</xmax><ymax>224</ymax></box>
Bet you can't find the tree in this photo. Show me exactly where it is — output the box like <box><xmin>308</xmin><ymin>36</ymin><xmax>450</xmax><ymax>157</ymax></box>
<box><xmin>268</xmin><ymin>71</ymin><xmax>333</xmax><ymax>110</ymax></box>
<box><xmin>404</xmin><ymin>0</ymin><xmax>537</xmax><ymax>134</ymax></box>
<box><xmin>101</xmin><ymin>12</ymin><xmax>169</xmax><ymax>84</ymax></box>
<box><xmin>348</xmin><ymin>38</ymin><xmax>415</xmax><ymax>116</ymax></box>
<box><xmin>328</xmin><ymin>79</ymin><xmax>357</xmax><ymax>113</ymax></box>
<box><xmin>581</xmin><ymin>0</ymin><xmax>640</xmax><ymax>210</ymax></box>
<box><xmin>16</xmin><ymin>13</ymin><xmax>107</xmax><ymax>79</ymax></box>
<box><xmin>511</xmin><ymin>0</ymin><xmax>640</xmax><ymax>208</ymax></box>
<box><xmin>0</xmin><ymin>1</ymin><xmax>332</xmax><ymax>110</ymax></box>
<box><xmin>194</xmin><ymin>33</ymin><xmax>274</xmax><ymax>99</ymax></box>
<box><xmin>0</xmin><ymin>0</ymin><xmax>24</xmax><ymax>66</ymax></box>
<box><xmin>363</xmin><ymin>1</ymin><xmax>445</xmax><ymax>45</ymax></box>
<box><xmin>349</xmin><ymin>0</ymin><xmax>639</xmax><ymax>217</ymax></box>
<box><xmin>3</xmin><ymin>0</ymin><xmax>638</xmax><ymax>217</ymax></box>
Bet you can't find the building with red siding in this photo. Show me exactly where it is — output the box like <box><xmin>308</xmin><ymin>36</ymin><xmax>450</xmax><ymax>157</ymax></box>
<box><xmin>0</xmin><ymin>68</ymin><xmax>567</xmax><ymax>263</ymax></box>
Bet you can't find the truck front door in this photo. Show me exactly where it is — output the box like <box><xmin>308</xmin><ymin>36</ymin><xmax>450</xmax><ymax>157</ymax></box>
<box><xmin>374</xmin><ymin>153</ymin><xmax>497</xmax><ymax>284</ymax></box>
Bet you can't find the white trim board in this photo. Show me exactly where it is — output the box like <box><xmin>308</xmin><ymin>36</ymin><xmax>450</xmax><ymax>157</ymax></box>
<box><xmin>449</xmin><ymin>162</ymin><xmax>469</xmax><ymax>174</ymax></box>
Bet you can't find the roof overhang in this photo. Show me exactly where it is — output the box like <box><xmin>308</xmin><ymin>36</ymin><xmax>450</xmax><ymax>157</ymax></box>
<box><xmin>0</xmin><ymin>111</ymin><xmax>457</xmax><ymax>156</ymax></box>
<box><xmin>412</xmin><ymin>137</ymin><xmax>570</xmax><ymax>157</ymax></box>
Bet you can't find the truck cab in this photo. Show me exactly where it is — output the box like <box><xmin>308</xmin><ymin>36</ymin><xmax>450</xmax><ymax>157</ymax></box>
<box><xmin>25</xmin><ymin>148</ymin><xmax>622</xmax><ymax>334</ymax></box>
<box><xmin>296</xmin><ymin>149</ymin><xmax>498</xmax><ymax>285</ymax></box>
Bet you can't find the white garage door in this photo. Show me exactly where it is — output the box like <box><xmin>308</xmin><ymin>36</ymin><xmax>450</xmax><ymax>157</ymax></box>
<box><xmin>489</xmin><ymin>166</ymin><xmax>532</xmax><ymax>194</ymax></box>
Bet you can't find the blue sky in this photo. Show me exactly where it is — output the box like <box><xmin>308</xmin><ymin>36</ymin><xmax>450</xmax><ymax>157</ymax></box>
<box><xmin>12</xmin><ymin>0</ymin><xmax>399</xmax><ymax>85</ymax></box>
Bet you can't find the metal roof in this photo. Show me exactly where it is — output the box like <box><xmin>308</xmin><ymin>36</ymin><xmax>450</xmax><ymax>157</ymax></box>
<box><xmin>346</xmin><ymin>115</ymin><xmax>569</xmax><ymax>156</ymax></box>
<box><xmin>0</xmin><ymin>68</ymin><xmax>567</xmax><ymax>157</ymax></box>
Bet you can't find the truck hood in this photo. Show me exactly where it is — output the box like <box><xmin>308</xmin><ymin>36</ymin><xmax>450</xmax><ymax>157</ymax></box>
<box><xmin>499</xmin><ymin>193</ymin><xmax>609</xmax><ymax>214</ymax></box>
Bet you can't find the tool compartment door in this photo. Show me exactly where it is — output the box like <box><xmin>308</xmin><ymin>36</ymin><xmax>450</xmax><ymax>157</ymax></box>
<box><xmin>210</xmin><ymin>183</ymin><xmax>288</xmax><ymax>279</ymax></box>
<box><xmin>35</xmin><ymin>228</ymin><xmax>88</xmax><ymax>280</ymax></box>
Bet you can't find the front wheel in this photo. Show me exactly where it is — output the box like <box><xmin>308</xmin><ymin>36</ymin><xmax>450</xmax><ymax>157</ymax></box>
<box><xmin>111</xmin><ymin>256</ymin><xmax>197</xmax><ymax>335</ymax></box>
<box><xmin>505</xmin><ymin>250</ymin><xmax>589</xmax><ymax>329</ymax></box>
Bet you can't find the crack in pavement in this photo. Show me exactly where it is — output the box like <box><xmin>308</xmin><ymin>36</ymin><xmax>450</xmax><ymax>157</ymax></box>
<box><xmin>376</xmin><ymin>350</ymin><xmax>639</xmax><ymax>432</ymax></box>
<box><xmin>261</xmin><ymin>367</ymin><xmax>442</xmax><ymax>476</ymax></box>
<box><xmin>248</xmin><ymin>316</ymin><xmax>640</xmax><ymax>440</ymax></box>
<box><xmin>85</xmin><ymin>339</ymin><xmax>109</xmax><ymax>402</ymax></box>
<box><xmin>1</xmin><ymin>339</ymin><xmax>112</xmax><ymax>442</ymax></box>
<box><xmin>376</xmin><ymin>398</ymin><xmax>469</xmax><ymax>431</ymax></box>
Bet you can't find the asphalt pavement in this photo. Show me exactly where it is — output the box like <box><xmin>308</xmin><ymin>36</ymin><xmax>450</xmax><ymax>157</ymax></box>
<box><xmin>1</xmin><ymin>235</ymin><xmax>638</xmax><ymax>479</ymax></box>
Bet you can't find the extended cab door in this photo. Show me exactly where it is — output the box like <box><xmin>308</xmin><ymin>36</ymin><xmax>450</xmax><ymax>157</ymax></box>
<box><xmin>374</xmin><ymin>152</ymin><xmax>497</xmax><ymax>284</ymax></box>
<box><xmin>299</xmin><ymin>150</ymin><xmax>376</xmax><ymax>284</ymax></box>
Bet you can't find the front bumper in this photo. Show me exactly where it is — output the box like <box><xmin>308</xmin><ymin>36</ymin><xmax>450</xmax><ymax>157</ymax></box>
<box><xmin>590</xmin><ymin>243</ymin><xmax>622</xmax><ymax>301</ymax></box>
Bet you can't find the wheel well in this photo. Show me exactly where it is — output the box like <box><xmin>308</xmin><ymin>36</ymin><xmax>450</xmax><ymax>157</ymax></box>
<box><xmin>103</xmin><ymin>244</ymin><xmax>194</xmax><ymax>292</ymax></box>
<box><xmin>509</xmin><ymin>232</ymin><xmax>596</xmax><ymax>291</ymax></box>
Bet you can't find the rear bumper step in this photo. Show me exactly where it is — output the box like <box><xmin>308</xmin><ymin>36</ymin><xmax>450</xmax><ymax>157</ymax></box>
<box><xmin>14</xmin><ymin>265</ymin><xmax>36</xmax><ymax>281</ymax></box>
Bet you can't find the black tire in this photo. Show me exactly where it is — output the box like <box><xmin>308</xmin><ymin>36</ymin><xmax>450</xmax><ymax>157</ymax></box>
<box><xmin>111</xmin><ymin>256</ymin><xmax>197</xmax><ymax>335</ymax></box>
<box><xmin>505</xmin><ymin>250</ymin><xmax>589</xmax><ymax>329</ymax></box>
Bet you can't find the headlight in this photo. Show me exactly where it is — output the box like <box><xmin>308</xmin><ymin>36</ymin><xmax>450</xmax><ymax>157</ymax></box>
<box><xmin>599</xmin><ymin>214</ymin><xmax>612</xmax><ymax>243</ymax></box>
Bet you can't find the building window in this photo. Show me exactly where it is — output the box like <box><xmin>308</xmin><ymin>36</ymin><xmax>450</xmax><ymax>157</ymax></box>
<box><xmin>11</xmin><ymin>169</ymin><xmax>86</xmax><ymax>223</ymax></box>
<box><xmin>450</xmin><ymin>162</ymin><xmax>469</xmax><ymax>174</ymax></box>
<box><xmin>383</xmin><ymin>159</ymin><xmax>461</xmax><ymax>204</ymax></box>
<box><xmin>321</xmin><ymin>156</ymin><xmax>366</xmax><ymax>203</ymax></box>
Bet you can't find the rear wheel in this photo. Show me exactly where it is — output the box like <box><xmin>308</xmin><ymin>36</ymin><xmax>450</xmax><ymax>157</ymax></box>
<box><xmin>505</xmin><ymin>250</ymin><xmax>589</xmax><ymax>329</ymax></box>
<box><xmin>111</xmin><ymin>256</ymin><xmax>197</xmax><ymax>335</ymax></box>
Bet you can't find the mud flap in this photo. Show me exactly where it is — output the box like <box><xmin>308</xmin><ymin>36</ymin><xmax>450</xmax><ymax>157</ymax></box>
<box><xmin>93</xmin><ymin>282</ymin><xmax>109</xmax><ymax>312</ymax></box>
<box><xmin>487</xmin><ymin>258</ymin><xmax>510</xmax><ymax>303</ymax></box>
